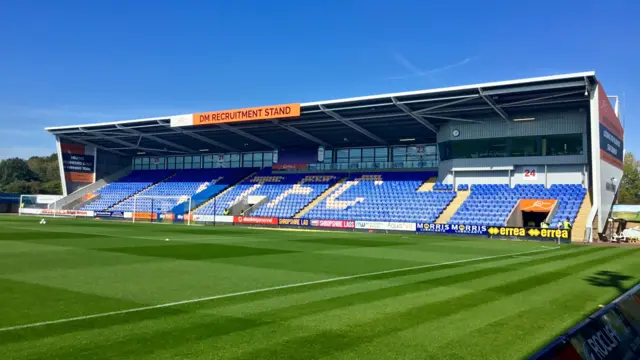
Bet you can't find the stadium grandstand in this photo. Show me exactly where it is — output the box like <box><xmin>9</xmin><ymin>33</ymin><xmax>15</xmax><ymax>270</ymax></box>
<box><xmin>37</xmin><ymin>71</ymin><xmax>623</xmax><ymax>242</ymax></box>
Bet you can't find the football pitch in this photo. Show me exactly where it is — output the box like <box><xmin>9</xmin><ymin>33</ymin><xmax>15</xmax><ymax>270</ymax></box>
<box><xmin>1</xmin><ymin>216</ymin><xmax>639</xmax><ymax>359</ymax></box>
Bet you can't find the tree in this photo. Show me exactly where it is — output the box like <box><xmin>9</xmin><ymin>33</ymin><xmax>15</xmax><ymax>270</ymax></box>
<box><xmin>0</xmin><ymin>154</ymin><xmax>62</xmax><ymax>195</ymax></box>
<box><xmin>0</xmin><ymin>158</ymin><xmax>38</xmax><ymax>184</ymax></box>
<box><xmin>617</xmin><ymin>152</ymin><xmax>640</xmax><ymax>204</ymax></box>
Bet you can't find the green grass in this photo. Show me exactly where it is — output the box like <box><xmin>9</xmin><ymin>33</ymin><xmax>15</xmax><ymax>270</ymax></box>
<box><xmin>0</xmin><ymin>216</ymin><xmax>638</xmax><ymax>360</ymax></box>
<box><xmin>612</xmin><ymin>211</ymin><xmax>640</xmax><ymax>222</ymax></box>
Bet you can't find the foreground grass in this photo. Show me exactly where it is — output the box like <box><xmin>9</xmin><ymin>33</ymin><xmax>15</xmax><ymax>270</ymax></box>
<box><xmin>0</xmin><ymin>216</ymin><xmax>638</xmax><ymax>359</ymax></box>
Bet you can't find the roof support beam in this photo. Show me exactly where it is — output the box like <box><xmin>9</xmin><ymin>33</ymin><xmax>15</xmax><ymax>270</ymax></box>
<box><xmin>481</xmin><ymin>80</ymin><xmax>586</xmax><ymax>96</ymax></box>
<box><xmin>115</xmin><ymin>124</ymin><xmax>194</xmax><ymax>153</ymax></box>
<box><xmin>501</xmin><ymin>90</ymin><xmax>586</xmax><ymax>107</ymax></box>
<box><xmin>413</xmin><ymin>96</ymin><xmax>479</xmax><ymax>114</ymax></box>
<box><xmin>79</xmin><ymin>127</ymin><xmax>145</xmax><ymax>150</ymax></box>
<box><xmin>318</xmin><ymin>105</ymin><xmax>386</xmax><ymax>144</ymax></box>
<box><xmin>391</xmin><ymin>97</ymin><xmax>437</xmax><ymax>133</ymax></box>
<box><xmin>217</xmin><ymin>124</ymin><xmax>278</xmax><ymax>149</ymax></box>
<box><xmin>59</xmin><ymin>135</ymin><xmax>127</xmax><ymax>156</ymax></box>
<box><xmin>156</xmin><ymin>120</ymin><xmax>239</xmax><ymax>152</ymax></box>
<box><xmin>420</xmin><ymin>114</ymin><xmax>484</xmax><ymax>123</ymax></box>
<box><xmin>272</xmin><ymin>120</ymin><xmax>331</xmax><ymax>147</ymax></box>
<box><xmin>478</xmin><ymin>88</ymin><xmax>510</xmax><ymax>122</ymax></box>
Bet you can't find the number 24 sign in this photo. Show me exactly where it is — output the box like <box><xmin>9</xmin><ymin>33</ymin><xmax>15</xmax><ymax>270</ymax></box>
<box><xmin>523</xmin><ymin>167</ymin><xmax>538</xmax><ymax>180</ymax></box>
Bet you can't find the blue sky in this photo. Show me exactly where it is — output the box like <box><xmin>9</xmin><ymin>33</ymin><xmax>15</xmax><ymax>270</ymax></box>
<box><xmin>0</xmin><ymin>0</ymin><xmax>638</xmax><ymax>159</ymax></box>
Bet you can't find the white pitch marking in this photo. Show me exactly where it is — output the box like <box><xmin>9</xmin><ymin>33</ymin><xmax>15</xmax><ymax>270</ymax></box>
<box><xmin>0</xmin><ymin>246</ymin><xmax>560</xmax><ymax>333</ymax></box>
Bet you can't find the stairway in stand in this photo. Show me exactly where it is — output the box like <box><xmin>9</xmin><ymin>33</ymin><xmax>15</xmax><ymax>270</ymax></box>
<box><xmin>417</xmin><ymin>177</ymin><xmax>437</xmax><ymax>192</ymax></box>
<box><xmin>571</xmin><ymin>192</ymin><xmax>592</xmax><ymax>242</ymax></box>
<box><xmin>191</xmin><ymin>171</ymin><xmax>258</xmax><ymax>214</ymax></box>
<box><xmin>294</xmin><ymin>177</ymin><xmax>347</xmax><ymax>219</ymax></box>
<box><xmin>435</xmin><ymin>190</ymin><xmax>470</xmax><ymax>224</ymax></box>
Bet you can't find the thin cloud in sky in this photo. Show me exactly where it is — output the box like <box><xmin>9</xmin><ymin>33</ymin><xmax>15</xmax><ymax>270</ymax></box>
<box><xmin>386</xmin><ymin>52</ymin><xmax>475</xmax><ymax>80</ymax></box>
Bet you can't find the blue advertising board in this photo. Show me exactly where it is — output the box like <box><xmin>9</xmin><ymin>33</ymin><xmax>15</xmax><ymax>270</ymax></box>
<box><xmin>95</xmin><ymin>211</ymin><xmax>125</xmax><ymax>218</ymax></box>
<box><xmin>416</xmin><ymin>223</ymin><xmax>488</xmax><ymax>235</ymax></box>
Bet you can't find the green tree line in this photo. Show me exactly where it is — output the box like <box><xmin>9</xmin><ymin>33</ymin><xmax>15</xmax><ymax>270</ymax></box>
<box><xmin>0</xmin><ymin>154</ymin><xmax>62</xmax><ymax>194</ymax></box>
<box><xmin>618</xmin><ymin>152</ymin><xmax>640</xmax><ymax>204</ymax></box>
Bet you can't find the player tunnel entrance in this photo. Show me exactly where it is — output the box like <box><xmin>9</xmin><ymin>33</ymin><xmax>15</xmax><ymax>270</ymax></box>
<box><xmin>507</xmin><ymin>199</ymin><xmax>557</xmax><ymax>228</ymax></box>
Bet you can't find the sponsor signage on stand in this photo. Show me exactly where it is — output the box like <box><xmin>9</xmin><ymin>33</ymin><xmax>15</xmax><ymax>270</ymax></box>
<box><xmin>234</xmin><ymin>216</ymin><xmax>278</xmax><ymax>225</ymax></box>
<box><xmin>19</xmin><ymin>208</ymin><xmax>94</xmax><ymax>217</ymax></box>
<box><xmin>278</xmin><ymin>219</ymin><xmax>310</xmax><ymax>226</ymax></box>
<box><xmin>95</xmin><ymin>211</ymin><xmax>125</xmax><ymax>218</ymax></box>
<box><xmin>189</xmin><ymin>104</ymin><xmax>301</xmax><ymax>127</ymax></box>
<box><xmin>487</xmin><ymin>226</ymin><xmax>571</xmax><ymax>240</ymax></box>
<box><xmin>531</xmin><ymin>284</ymin><xmax>640</xmax><ymax>360</ymax></box>
<box><xmin>416</xmin><ymin>223</ymin><xmax>488</xmax><ymax>235</ymax></box>
<box><xmin>272</xmin><ymin>163</ymin><xmax>309</xmax><ymax>171</ymax></box>
<box><xmin>355</xmin><ymin>221</ymin><xmax>415</xmax><ymax>231</ymax></box>
<box><xmin>310</xmin><ymin>220</ymin><xmax>355</xmax><ymax>229</ymax></box>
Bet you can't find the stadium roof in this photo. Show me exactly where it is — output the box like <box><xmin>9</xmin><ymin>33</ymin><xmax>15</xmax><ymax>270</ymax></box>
<box><xmin>46</xmin><ymin>72</ymin><xmax>597</xmax><ymax>156</ymax></box>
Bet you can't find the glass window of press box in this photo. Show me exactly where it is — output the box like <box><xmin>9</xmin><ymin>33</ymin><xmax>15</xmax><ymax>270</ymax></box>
<box><xmin>134</xmin><ymin>151</ymin><xmax>274</xmax><ymax>170</ymax></box>
<box><xmin>438</xmin><ymin>134</ymin><xmax>583</xmax><ymax>160</ymax></box>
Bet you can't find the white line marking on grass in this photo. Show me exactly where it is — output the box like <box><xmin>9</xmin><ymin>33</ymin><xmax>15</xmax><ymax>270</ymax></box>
<box><xmin>0</xmin><ymin>246</ymin><xmax>560</xmax><ymax>333</ymax></box>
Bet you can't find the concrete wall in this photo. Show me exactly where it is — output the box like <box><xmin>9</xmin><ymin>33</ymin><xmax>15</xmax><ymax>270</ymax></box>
<box><xmin>588</xmin><ymin>82</ymin><xmax>625</xmax><ymax>234</ymax></box>
<box><xmin>455</xmin><ymin>171</ymin><xmax>510</xmax><ymax>185</ymax></box>
<box><xmin>439</xmin><ymin>161</ymin><xmax>587</xmax><ymax>188</ymax></box>
<box><xmin>438</xmin><ymin>109</ymin><xmax>587</xmax><ymax>142</ymax></box>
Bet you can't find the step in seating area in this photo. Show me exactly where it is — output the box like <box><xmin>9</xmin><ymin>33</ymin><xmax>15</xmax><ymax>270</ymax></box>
<box><xmin>110</xmin><ymin>169</ymin><xmax>254</xmax><ymax>214</ymax></box>
<box><xmin>547</xmin><ymin>184</ymin><xmax>586</xmax><ymax>227</ymax></box>
<box><xmin>195</xmin><ymin>169</ymin><xmax>342</xmax><ymax>218</ymax></box>
<box><xmin>303</xmin><ymin>172</ymin><xmax>455</xmax><ymax>223</ymax></box>
<box><xmin>81</xmin><ymin>170</ymin><xmax>173</xmax><ymax>211</ymax></box>
<box><xmin>448</xmin><ymin>184</ymin><xmax>586</xmax><ymax>227</ymax></box>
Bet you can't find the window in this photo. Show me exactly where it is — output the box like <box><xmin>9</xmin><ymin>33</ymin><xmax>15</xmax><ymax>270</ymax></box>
<box><xmin>230</xmin><ymin>154</ymin><xmax>240</xmax><ymax>168</ymax></box>
<box><xmin>167</xmin><ymin>157</ymin><xmax>176</xmax><ymax>169</ymax></box>
<box><xmin>362</xmin><ymin>148</ymin><xmax>374</xmax><ymax>162</ymax></box>
<box><xmin>375</xmin><ymin>147</ymin><xmax>388</xmax><ymax>161</ymax></box>
<box><xmin>242</xmin><ymin>153</ymin><xmax>253</xmax><ymax>168</ymax></box>
<box><xmin>252</xmin><ymin>152</ymin><xmax>263</xmax><ymax>168</ymax></box>
<box><xmin>336</xmin><ymin>149</ymin><xmax>349</xmax><ymax>163</ymax></box>
<box><xmin>134</xmin><ymin>157</ymin><xmax>143</xmax><ymax>170</ymax></box>
<box><xmin>184</xmin><ymin>156</ymin><xmax>193</xmax><ymax>169</ymax></box>
<box><xmin>323</xmin><ymin>149</ymin><xmax>333</xmax><ymax>163</ymax></box>
<box><xmin>149</xmin><ymin>157</ymin><xmax>165</xmax><ymax>170</ymax></box>
<box><xmin>175</xmin><ymin>156</ymin><xmax>184</xmax><ymax>169</ymax></box>
<box><xmin>543</xmin><ymin>134</ymin><xmax>583</xmax><ymax>156</ymax></box>
<box><xmin>451</xmin><ymin>138</ymin><xmax>507</xmax><ymax>159</ymax></box>
<box><xmin>510</xmin><ymin>137</ymin><xmax>540</xmax><ymax>157</ymax></box>
<box><xmin>263</xmin><ymin>152</ymin><xmax>273</xmax><ymax>165</ymax></box>
<box><xmin>141</xmin><ymin>157</ymin><xmax>150</xmax><ymax>170</ymax></box>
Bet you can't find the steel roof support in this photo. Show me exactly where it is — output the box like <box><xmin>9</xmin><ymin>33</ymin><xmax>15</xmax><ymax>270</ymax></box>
<box><xmin>79</xmin><ymin>127</ymin><xmax>147</xmax><ymax>151</ymax></box>
<box><xmin>272</xmin><ymin>120</ymin><xmax>330</xmax><ymax>147</ymax></box>
<box><xmin>420</xmin><ymin>114</ymin><xmax>484</xmax><ymax>123</ymax></box>
<box><xmin>156</xmin><ymin>120</ymin><xmax>239</xmax><ymax>152</ymax></box>
<box><xmin>501</xmin><ymin>90</ymin><xmax>586</xmax><ymax>107</ymax></box>
<box><xmin>115</xmin><ymin>124</ymin><xmax>194</xmax><ymax>153</ymax></box>
<box><xmin>58</xmin><ymin>135</ymin><xmax>127</xmax><ymax>156</ymax></box>
<box><xmin>217</xmin><ymin>124</ymin><xmax>278</xmax><ymax>149</ymax></box>
<box><xmin>481</xmin><ymin>80</ymin><xmax>586</xmax><ymax>96</ymax></box>
<box><xmin>413</xmin><ymin>96</ymin><xmax>479</xmax><ymax>114</ymax></box>
<box><xmin>391</xmin><ymin>97</ymin><xmax>438</xmax><ymax>133</ymax></box>
<box><xmin>318</xmin><ymin>105</ymin><xmax>386</xmax><ymax>144</ymax></box>
<box><xmin>478</xmin><ymin>88</ymin><xmax>510</xmax><ymax>122</ymax></box>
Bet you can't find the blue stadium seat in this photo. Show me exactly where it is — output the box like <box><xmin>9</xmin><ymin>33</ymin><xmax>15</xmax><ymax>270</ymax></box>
<box><xmin>81</xmin><ymin>169</ymin><xmax>253</xmax><ymax>213</ymax></box>
<box><xmin>448</xmin><ymin>184</ymin><xmax>586</xmax><ymax>227</ymax></box>
<box><xmin>195</xmin><ymin>168</ymin><xmax>342</xmax><ymax>218</ymax></box>
<box><xmin>302</xmin><ymin>172</ymin><xmax>453</xmax><ymax>223</ymax></box>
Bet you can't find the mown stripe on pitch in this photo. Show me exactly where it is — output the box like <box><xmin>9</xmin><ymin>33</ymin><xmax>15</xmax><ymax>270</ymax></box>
<box><xmin>229</xmin><ymin>248</ymin><xmax>638</xmax><ymax>360</ymax></box>
<box><xmin>4</xmin><ymin>247</ymin><xmax>610</xmax><ymax>354</ymax></box>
